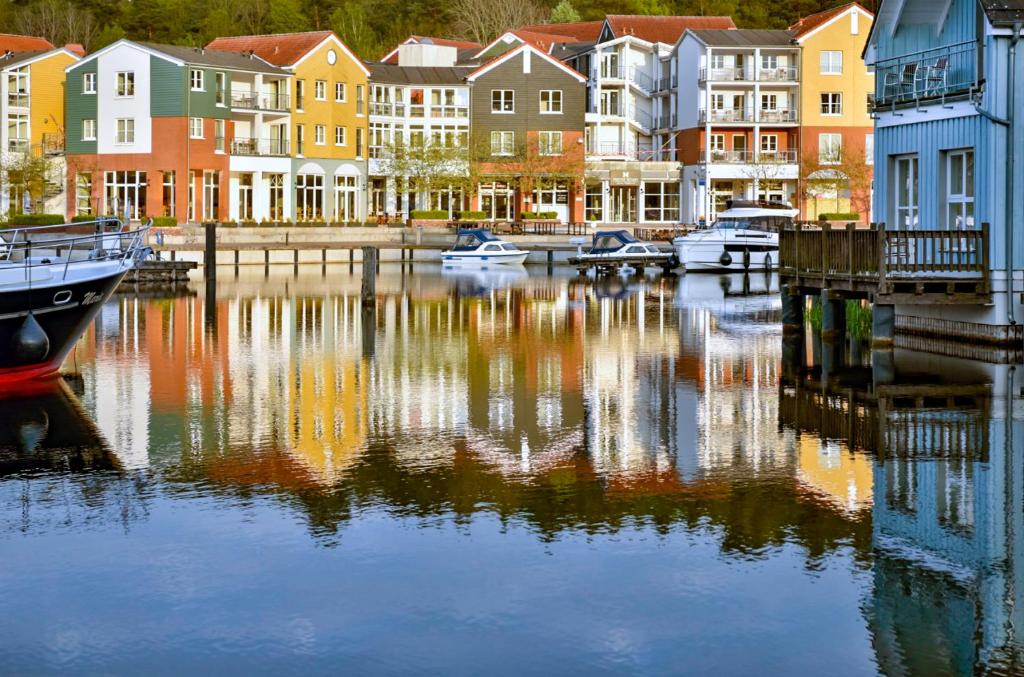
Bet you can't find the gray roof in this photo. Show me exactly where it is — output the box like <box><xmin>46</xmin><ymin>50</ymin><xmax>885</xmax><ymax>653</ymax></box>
<box><xmin>368</xmin><ymin>62</ymin><xmax>474</xmax><ymax>85</ymax></box>
<box><xmin>980</xmin><ymin>0</ymin><xmax>1024</xmax><ymax>25</ymax></box>
<box><xmin>688</xmin><ymin>29</ymin><xmax>796</xmax><ymax>47</ymax></box>
<box><xmin>141</xmin><ymin>42</ymin><xmax>289</xmax><ymax>74</ymax></box>
<box><xmin>0</xmin><ymin>50</ymin><xmax>48</xmax><ymax>69</ymax></box>
<box><xmin>551</xmin><ymin>42</ymin><xmax>596</xmax><ymax>59</ymax></box>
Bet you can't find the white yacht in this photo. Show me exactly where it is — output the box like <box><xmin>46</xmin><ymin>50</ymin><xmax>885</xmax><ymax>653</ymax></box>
<box><xmin>673</xmin><ymin>201</ymin><xmax>798</xmax><ymax>272</ymax></box>
<box><xmin>442</xmin><ymin>229</ymin><xmax>528</xmax><ymax>266</ymax></box>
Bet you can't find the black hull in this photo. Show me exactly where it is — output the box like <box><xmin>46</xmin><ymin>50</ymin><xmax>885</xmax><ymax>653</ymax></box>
<box><xmin>0</xmin><ymin>268</ymin><xmax>127</xmax><ymax>381</ymax></box>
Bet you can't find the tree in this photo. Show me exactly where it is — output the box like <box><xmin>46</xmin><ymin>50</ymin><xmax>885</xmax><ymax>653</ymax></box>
<box><xmin>549</xmin><ymin>0</ymin><xmax>581</xmax><ymax>23</ymax></box>
<box><xmin>16</xmin><ymin>0</ymin><xmax>99</xmax><ymax>50</ymax></box>
<box><xmin>451</xmin><ymin>0</ymin><xmax>545</xmax><ymax>45</ymax></box>
<box><xmin>330</xmin><ymin>1</ymin><xmax>380</xmax><ymax>62</ymax></box>
<box><xmin>376</xmin><ymin>137</ymin><xmax>474</xmax><ymax>206</ymax></box>
<box><xmin>266</xmin><ymin>0</ymin><xmax>308</xmax><ymax>33</ymax></box>
<box><xmin>799</xmin><ymin>139</ymin><xmax>873</xmax><ymax>220</ymax></box>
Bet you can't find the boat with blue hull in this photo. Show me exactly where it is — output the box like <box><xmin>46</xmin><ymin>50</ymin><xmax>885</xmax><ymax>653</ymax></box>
<box><xmin>442</xmin><ymin>229</ymin><xmax>528</xmax><ymax>266</ymax></box>
<box><xmin>0</xmin><ymin>218</ymin><xmax>150</xmax><ymax>383</ymax></box>
<box><xmin>569</xmin><ymin>230</ymin><xmax>680</xmax><ymax>275</ymax></box>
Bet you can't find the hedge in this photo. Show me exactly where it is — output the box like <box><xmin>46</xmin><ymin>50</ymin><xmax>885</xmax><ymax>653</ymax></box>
<box><xmin>151</xmin><ymin>216</ymin><xmax>177</xmax><ymax>228</ymax></box>
<box><xmin>410</xmin><ymin>209</ymin><xmax>450</xmax><ymax>220</ymax></box>
<box><xmin>818</xmin><ymin>212</ymin><xmax>860</xmax><ymax>221</ymax></box>
<box><xmin>8</xmin><ymin>214</ymin><xmax>65</xmax><ymax>226</ymax></box>
<box><xmin>456</xmin><ymin>210</ymin><xmax>486</xmax><ymax>220</ymax></box>
<box><xmin>521</xmin><ymin>211</ymin><xmax>558</xmax><ymax>220</ymax></box>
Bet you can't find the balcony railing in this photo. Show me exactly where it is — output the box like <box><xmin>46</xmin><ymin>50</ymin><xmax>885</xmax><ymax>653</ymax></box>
<box><xmin>231</xmin><ymin>91</ymin><xmax>290</xmax><ymax>111</ymax></box>
<box><xmin>700</xmin><ymin>66</ymin><xmax>753</xmax><ymax>82</ymax></box>
<box><xmin>629</xmin><ymin>67</ymin><xmax>653</xmax><ymax>92</ymax></box>
<box><xmin>41</xmin><ymin>132</ymin><xmax>63</xmax><ymax>155</ymax></box>
<box><xmin>874</xmin><ymin>40</ymin><xmax>978</xmax><ymax>107</ymax></box>
<box><xmin>230</xmin><ymin>137</ymin><xmax>289</xmax><ymax>156</ymax></box>
<box><xmin>430</xmin><ymin>105</ymin><xmax>469</xmax><ymax>118</ymax></box>
<box><xmin>700</xmin><ymin>149</ymin><xmax>798</xmax><ymax>164</ymax></box>
<box><xmin>757</xmin><ymin>67</ymin><xmax>799</xmax><ymax>82</ymax></box>
<box><xmin>759</xmin><ymin>108</ymin><xmax>798</xmax><ymax>123</ymax></box>
<box><xmin>700</xmin><ymin>108</ymin><xmax>753</xmax><ymax>123</ymax></box>
<box><xmin>600</xmin><ymin>64</ymin><xmax>625</xmax><ymax>79</ymax></box>
<box><xmin>370</xmin><ymin>101</ymin><xmax>393</xmax><ymax>115</ymax></box>
<box><xmin>7</xmin><ymin>138</ymin><xmax>29</xmax><ymax>153</ymax></box>
<box><xmin>7</xmin><ymin>92</ymin><xmax>29</xmax><ymax>107</ymax></box>
<box><xmin>587</xmin><ymin>142</ymin><xmax>653</xmax><ymax>159</ymax></box>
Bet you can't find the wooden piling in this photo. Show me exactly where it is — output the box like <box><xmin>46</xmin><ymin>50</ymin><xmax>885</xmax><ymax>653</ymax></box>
<box><xmin>204</xmin><ymin>222</ymin><xmax>217</xmax><ymax>281</ymax></box>
<box><xmin>361</xmin><ymin>246</ymin><xmax>377</xmax><ymax>306</ymax></box>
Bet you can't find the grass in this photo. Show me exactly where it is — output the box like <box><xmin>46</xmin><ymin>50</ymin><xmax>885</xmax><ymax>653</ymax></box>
<box><xmin>805</xmin><ymin>297</ymin><xmax>872</xmax><ymax>339</ymax></box>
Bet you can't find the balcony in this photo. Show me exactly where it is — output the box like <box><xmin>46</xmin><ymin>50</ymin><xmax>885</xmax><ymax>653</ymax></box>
<box><xmin>699</xmin><ymin>149</ymin><xmax>798</xmax><ymax>164</ymax></box>
<box><xmin>700</xmin><ymin>66</ymin><xmax>752</xmax><ymax>83</ymax></box>
<box><xmin>230</xmin><ymin>137</ymin><xmax>289</xmax><ymax>157</ymax></box>
<box><xmin>700</xmin><ymin>108</ymin><xmax>753</xmax><ymax>124</ymax></box>
<box><xmin>599</xmin><ymin>64</ymin><xmax>625</xmax><ymax>80</ymax></box>
<box><xmin>41</xmin><ymin>132</ymin><xmax>63</xmax><ymax>155</ymax></box>
<box><xmin>7</xmin><ymin>92</ymin><xmax>29</xmax><ymax>108</ymax></box>
<box><xmin>758</xmin><ymin>108</ymin><xmax>798</xmax><ymax>123</ymax></box>
<box><xmin>587</xmin><ymin>142</ymin><xmax>653</xmax><ymax>160</ymax></box>
<box><xmin>430</xmin><ymin>105</ymin><xmax>469</xmax><ymax>119</ymax></box>
<box><xmin>7</xmin><ymin>138</ymin><xmax>29</xmax><ymax>153</ymax></box>
<box><xmin>231</xmin><ymin>91</ymin><xmax>290</xmax><ymax>112</ymax></box>
<box><xmin>874</xmin><ymin>40</ymin><xmax>978</xmax><ymax>108</ymax></box>
<box><xmin>653</xmin><ymin>113</ymin><xmax>677</xmax><ymax>130</ymax></box>
<box><xmin>758</xmin><ymin>66</ymin><xmax>799</xmax><ymax>82</ymax></box>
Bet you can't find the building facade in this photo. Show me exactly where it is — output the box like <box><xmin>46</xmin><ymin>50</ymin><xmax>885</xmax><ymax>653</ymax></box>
<box><xmin>208</xmin><ymin>31</ymin><xmax>370</xmax><ymax>223</ymax></box>
<box><xmin>468</xmin><ymin>44</ymin><xmax>587</xmax><ymax>222</ymax></box>
<box><xmin>64</xmin><ymin>40</ymin><xmax>290</xmax><ymax>223</ymax></box>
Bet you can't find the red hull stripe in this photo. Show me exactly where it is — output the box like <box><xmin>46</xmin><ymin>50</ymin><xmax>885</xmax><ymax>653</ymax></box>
<box><xmin>0</xmin><ymin>360</ymin><xmax>62</xmax><ymax>384</ymax></box>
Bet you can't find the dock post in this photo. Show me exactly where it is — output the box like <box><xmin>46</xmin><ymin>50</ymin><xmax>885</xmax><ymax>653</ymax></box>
<box><xmin>349</xmin><ymin>248</ymin><xmax>355</xmax><ymax>273</ymax></box>
<box><xmin>547</xmin><ymin>249</ymin><xmax>554</xmax><ymax>274</ymax></box>
<box><xmin>820</xmin><ymin>289</ymin><xmax>846</xmax><ymax>342</ymax></box>
<box><xmin>361</xmin><ymin>246</ymin><xmax>378</xmax><ymax>306</ymax></box>
<box><xmin>233</xmin><ymin>249</ymin><xmax>239</xmax><ymax>273</ymax></box>
<box><xmin>781</xmin><ymin>334</ymin><xmax>805</xmax><ymax>386</ymax></box>
<box><xmin>204</xmin><ymin>222</ymin><xmax>217</xmax><ymax>281</ymax></box>
<box><xmin>781</xmin><ymin>285</ymin><xmax>804</xmax><ymax>335</ymax></box>
<box><xmin>872</xmin><ymin>303</ymin><xmax>895</xmax><ymax>349</ymax></box>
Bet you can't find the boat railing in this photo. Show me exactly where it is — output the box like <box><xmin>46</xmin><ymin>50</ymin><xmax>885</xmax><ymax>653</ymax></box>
<box><xmin>0</xmin><ymin>217</ymin><xmax>152</xmax><ymax>282</ymax></box>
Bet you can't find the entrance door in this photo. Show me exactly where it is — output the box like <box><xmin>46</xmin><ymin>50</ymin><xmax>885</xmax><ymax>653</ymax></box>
<box><xmin>534</xmin><ymin>182</ymin><xmax>570</xmax><ymax>223</ymax></box>
<box><xmin>238</xmin><ymin>173</ymin><xmax>253</xmax><ymax>220</ymax></box>
<box><xmin>480</xmin><ymin>182</ymin><xmax>514</xmax><ymax>220</ymax></box>
<box><xmin>609</xmin><ymin>186</ymin><xmax>637</xmax><ymax>222</ymax></box>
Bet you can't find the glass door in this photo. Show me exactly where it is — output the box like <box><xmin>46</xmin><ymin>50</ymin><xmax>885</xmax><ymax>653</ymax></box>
<box><xmin>609</xmin><ymin>187</ymin><xmax>637</xmax><ymax>223</ymax></box>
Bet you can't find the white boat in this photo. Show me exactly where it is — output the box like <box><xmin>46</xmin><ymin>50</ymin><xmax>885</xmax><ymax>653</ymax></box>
<box><xmin>570</xmin><ymin>230</ymin><xmax>679</xmax><ymax>274</ymax></box>
<box><xmin>442</xmin><ymin>229</ymin><xmax>528</xmax><ymax>266</ymax></box>
<box><xmin>673</xmin><ymin>200</ymin><xmax>798</xmax><ymax>272</ymax></box>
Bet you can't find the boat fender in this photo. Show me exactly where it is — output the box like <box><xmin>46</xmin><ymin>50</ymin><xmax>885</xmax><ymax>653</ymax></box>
<box><xmin>719</xmin><ymin>251</ymin><xmax>733</xmax><ymax>267</ymax></box>
<box><xmin>742</xmin><ymin>248</ymin><xmax>751</xmax><ymax>269</ymax></box>
<box><xmin>11</xmin><ymin>312</ymin><xmax>50</xmax><ymax>364</ymax></box>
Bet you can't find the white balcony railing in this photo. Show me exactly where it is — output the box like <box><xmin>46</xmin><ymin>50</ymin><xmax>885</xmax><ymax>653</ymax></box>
<box><xmin>230</xmin><ymin>137</ymin><xmax>290</xmax><ymax>156</ymax></box>
<box><xmin>700</xmin><ymin>149</ymin><xmax>799</xmax><ymax>164</ymax></box>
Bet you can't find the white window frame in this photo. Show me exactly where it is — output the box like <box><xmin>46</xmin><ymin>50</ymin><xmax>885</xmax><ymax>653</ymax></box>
<box><xmin>315</xmin><ymin>124</ymin><xmax>326</xmax><ymax>145</ymax></box>
<box><xmin>819</xmin><ymin>133</ymin><xmax>842</xmax><ymax>165</ymax></box>
<box><xmin>760</xmin><ymin>93</ymin><xmax>778</xmax><ymax>111</ymax></box>
<box><xmin>540</xmin><ymin>89</ymin><xmax>562</xmax><ymax>114</ymax></box>
<box><xmin>539</xmin><ymin>131</ymin><xmax>562</xmax><ymax>156</ymax></box>
<box><xmin>760</xmin><ymin>134</ymin><xmax>778</xmax><ymax>153</ymax></box>
<box><xmin>491</xmin><ymin>130</ymin><xmax>514</xmax><ymax>156</ymax></box>
<box><xmin>215</xmin><ymin>72</ymin><xmax>226</xmax><ymax>106</ymax></box>
<box><xmin>820</xmin><ymin>92</ymin><xmax>843</xmax><ymax>116</ymax></box>
<box><xmin>894</xmin><ymin>155</ymin><xmax>919</xmax><ymax>230</ymax></box>
<box><xmin>945</xmin><ymin>149</ymin><xmax>974</xmax><ymax>230</ymax></box>
<box><xmin>491</xmin><ymin>89</ymin><xmax>514</xmax><ymax>113</ymax></box>
<box><xmin>115</xmin><ymin>118</ymin><xmax>135</xmax><ymax>144</ymax></box>
<box><xmin>213</xmin><ymin>118</ymin><xmax>225</xmax><ymax>152</ymax></box>
<box><xmin>865</xmin><ymin>134</ymin><xmax>874</xmax><ymax>166</ymax></box>
<box><xmin>83</xmin><ymin>72</ymin><xmax>96</xmax><ymax>94</ymax></box>
<box><xmin>315</xmin><ymin>79</ymin><xmax>327</xmax><ymax>101</ymax></box>
<box><xmin>335</xmin><ymin>82</ymin><xmax>346</xmax><ymax>102</ymax></box>
<box><xmin>335</xmin><ymin>125</ymin><xmax>346</xmax><ymax>146</ymax></box>
<box><xmin>709</xmin><ymin>134</ymin><xmax>725</xmax><ymax>152</ymax></box>
<box><xmin>189</xmin><ymin>117</ymin><xmax>204</xmax><ymax>139</ymax></box>
<box><xmin>190</xmin><ymin>69</ymin><xmax>204</xmax><ymax>91</ymax></box>
<box><xmin>115</xmin><ymin>71</ymin><xmax>134</xmax><ymax>97</ymax></box>
<box><xmin>82</xmin><ymin>118</ymin><xmax>97</xmax><ymax>141</ymax></box>
<box><xmin>820</xmin><ymin>50</ymin><xmax>843</xmax><ymax>75</ymax></box>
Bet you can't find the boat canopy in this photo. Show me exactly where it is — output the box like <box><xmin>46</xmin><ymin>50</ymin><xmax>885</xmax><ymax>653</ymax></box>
<box><xmin>453</xmin><ymin>229</ymin><xmax>499</xmax><ymax>251</ymax></box>
<box><xmin>590</xmin><ymin>230</ymin><xmax>637</xmax><ymax>254</ymax></box>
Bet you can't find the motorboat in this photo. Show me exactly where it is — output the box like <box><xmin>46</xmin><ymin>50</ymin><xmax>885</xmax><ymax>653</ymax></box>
<box><xmin>0</xmin><ymin>217</ymin><xmax>151</xmax><ymax>383</ymax></box>
<box><xmin>442</xmin><ymin>229</ymin><xmax>528</xmax><ymax>266</ymax></box>
<box><xmin>569</xmin><ymin>230</ymin><xmax>679</xmax><ymax>274</ymax></box>
<box><xmin>673</xmin><ymin>200</ymin><xmax>798</xmax><ymax>272</ymax></box>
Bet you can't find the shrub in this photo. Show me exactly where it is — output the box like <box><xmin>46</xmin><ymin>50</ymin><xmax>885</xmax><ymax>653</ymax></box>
<box><xmin>8</xmin><ymin>213</ymin><xmax>66</xmax><ymax>226</ymax></box>
<box><xmin>410</xmin><ymin>209</ymin><xmax>450</xmax><ymax>220</ymax></box>
<box><xmin>152</xmin><ymin>216</ymin><xmax>177</xmax><ymax>228</ymax></box>
<box><xmin>818</xmin><ymin>212</ymin><xmax>860</xmax><ymax>221</ymax></box>
<box><xmin>456</xmin><ymin>210</ymin><xmax>486</xmax><ymax>220</ymax></box>
<box><xmin>521</xmin><ymin>211</ymin><xmax>558</xmax><ymax>220</ymax></box>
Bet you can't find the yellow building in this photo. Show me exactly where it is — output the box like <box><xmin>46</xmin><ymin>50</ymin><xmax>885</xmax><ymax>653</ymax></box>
<box><xmin>1</xmin><ymin>46</ymin><xmax>81</xmax><ymax>216</ymax></box>
<box><xmin>790</xmin><ymin>3</ymin><xmax>875</xmax><ymax>221</ymax></box>
<box><xmin>208</xmin><ymin>31</ymin><xmax>370</xmax><ymax>222</ymax></box>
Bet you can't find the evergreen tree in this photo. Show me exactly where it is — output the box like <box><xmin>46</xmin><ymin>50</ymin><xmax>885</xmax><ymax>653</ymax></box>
<box><xmin>550</xmin><ymin>0</ymin><xmax>581</xmax><ymax>24</ymax></box>
<box><xmin>266</xmin><ymin>0</ymin><xmax>308</xmax><ymax>33</ymax></box>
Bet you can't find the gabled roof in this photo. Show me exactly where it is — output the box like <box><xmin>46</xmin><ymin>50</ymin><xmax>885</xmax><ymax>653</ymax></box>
<box><xmin>143</xmin><ymin>42</ymin><xmax>288</xmax><ymax>74</ymax></box>
<box><xmin>687</xmin><ymin>29</ymin><xmax>796</xmax><ymax>47</ymax></box>
<box><xmin>474</xmin><ymin>29</ymin><xmax>581</xmax><ymax>60</ymax></box>
<box><xmin>466</xmin><ymin>42</ymin><xmax>586</xmax><ymax>83</ymax></box>
<box><xmin>367</xmin><ymin>62</ymin><xmax>473</xmax><ymax>85</ymax></box>
<box><xmin>515</xmin><ymin>21</ymin><xmax>604</xmax><ymax>42</ymax></box>
<box><xmin>206</xmin><ymin>31</ymin><xmax>369</xmax><ymax>76</ymax></box>
<box><xmin>979</xmin><ymin>0</ymin><xmax>1024</xmax><ymax>25</ymax></box>
<box><xmin>381</xmin><ymin>36</ymin><xmax>482</xmax><ymax>64</ymax></box>
<box><xmin>0</xmin><ymin>34</ymin><xmax>54</xmax><ymax>53</ymax></box>
<box><xmin>603</xmin><ymin>15</ymin><xmax>736</xmax><ymax>44</ymax></box>
<box><xmin>0</xmin><ymin>47</ymin><xmax>80</xmax><ymax>71</ymax></box>
<box><xmin>788</xmin><ymin>2</ymin><xmax>873</xmax><ymax>40</ymax></box>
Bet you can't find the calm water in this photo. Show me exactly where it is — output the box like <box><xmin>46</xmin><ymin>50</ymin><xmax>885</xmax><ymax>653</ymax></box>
<box><xmin>1</xmin><ymin>264</ymin><xmax>1021</xmax><ymax>675</ymax></box>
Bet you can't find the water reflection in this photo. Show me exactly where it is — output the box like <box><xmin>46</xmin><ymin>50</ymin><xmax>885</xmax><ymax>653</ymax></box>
<box><xmin>3</xmin><ymin>265</ymin><xmax>1024</xmax><ymax>673</ymax></box>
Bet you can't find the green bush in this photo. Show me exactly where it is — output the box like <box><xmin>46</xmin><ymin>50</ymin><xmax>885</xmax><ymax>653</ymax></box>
<box><xmin>8</xmin><ymin>213</ymin><xmax>65</xmax><ymax>226</ymax></box>
<box><xmin>456</xmin><ymin>210</ymin><xmax>486</xmax><ymax>220</ymax></box>
<box><xmin>152</xmin><ymin>216</ymin><xmax>177</xmax><ymax>228</ymax></box>
<box><xmin>818</xmin><ymin>212</ymin><xmax>860</xmax><ymax>221</ymax></box>
<box><xmin>521</xmin><ymin>211</ymin><xmax>558</xmax><ymax>220</ymax></box>
<box><xmin>410</xmin><ymin>210</ymin><xmax>450</xmax><ymax>220</ymax></box>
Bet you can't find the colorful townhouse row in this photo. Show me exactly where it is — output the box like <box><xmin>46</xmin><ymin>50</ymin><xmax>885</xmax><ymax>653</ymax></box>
<box><xmin>0</xmin><ymin>3</ymin><xmax>875</xmax><ymax>226</ymax></box>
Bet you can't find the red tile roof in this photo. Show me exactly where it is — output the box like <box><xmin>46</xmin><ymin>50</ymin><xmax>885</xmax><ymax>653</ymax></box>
<box><xmin>63</xmin><ymin>43</ymin><xmax>85</xmax><ymax>57</ymax></box>
<box><xmin>789</xmin><ymin>2</ymin><xmax>872</xmax><ymax>38</ymax></box>
<box><xmin>509</xmin><ymin>29</ymin><xmax>581</xmax><ymax>52</ymax></box>
<box><xmin>381</xmin><ymin>35</ymin><xmax>482</xmax><ymax>64</ymax></box>
<box><xmin>206</xmin><ymin>31</ymin><xmax>336</xmax><ymax>66</ymax></box>
<box><xmin>604</xmin><ymin>15</ymin><xmax>736</xmax><ymax>44</ymax></box>
<box><xmin>515</xmin><ymin>21</ymin><xmax>604</xmax><ymax>42</ymax></box>
<box><xmin>0</xmin><ymin>34</ymin><xmax>55</xmax><ymax>53</ymax></box>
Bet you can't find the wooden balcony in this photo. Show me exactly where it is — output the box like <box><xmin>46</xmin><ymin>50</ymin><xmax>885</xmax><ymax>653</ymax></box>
<box><xmin>779</xmin><ymin>223</ymin><xmax>991</xmax><ymax>304</ymax></box>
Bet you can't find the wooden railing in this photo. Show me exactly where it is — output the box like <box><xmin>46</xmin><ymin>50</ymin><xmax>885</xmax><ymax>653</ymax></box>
<box><xmin>780</xmin><ymin>223</ymin><xmax>990</xmax><ymax>294</ymax></box>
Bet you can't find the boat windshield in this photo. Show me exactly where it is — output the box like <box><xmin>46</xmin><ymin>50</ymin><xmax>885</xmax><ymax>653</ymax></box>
<box><xmin>712</xmin><ymin>216</ymin><xmax>791</xmax><ymax>232</ymax></box>
<box><xmin>453</xmin><ymin>231</ymin><xmax>496</xmax><ymax>251</ymax></box>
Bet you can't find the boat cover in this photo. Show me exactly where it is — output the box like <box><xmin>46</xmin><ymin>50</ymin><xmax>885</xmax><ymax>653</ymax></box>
<box><xmin>453</xmin><ymin>229</ymin><xmax>499</xmax><ymax>251</ymax></box>
<box><xmin>589</xmin><ymin>230</ymin><xmax>638</xmax><ymax>254</ymax></box>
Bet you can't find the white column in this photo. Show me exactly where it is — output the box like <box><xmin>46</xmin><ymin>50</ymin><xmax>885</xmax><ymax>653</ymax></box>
<box><xmin>601</xmin><ymin>179</ymin><xmax>610</xmax><ymax>223</ymax></box>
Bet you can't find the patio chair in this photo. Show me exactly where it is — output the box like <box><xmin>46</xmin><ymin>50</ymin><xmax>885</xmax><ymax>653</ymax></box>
<box><xmin>883</xmin><ymin>62</ymin><xmax>918</xmax><ymax>100</ymax></box>
<box><xmin>921</xmin><ymin>57</ymin><xmax>949</xmax><ymax>97</ymax></box>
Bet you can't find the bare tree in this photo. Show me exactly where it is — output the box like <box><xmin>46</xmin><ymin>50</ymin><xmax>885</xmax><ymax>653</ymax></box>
<box><xmin>16</xmin><ymin>0</ymin><xmax>99</xmax><ymax>50</ymax></box>
<box><xmin>451</xmin><ymin>0</ymin><xmax>546</xmax><ymax>46</ymax></box>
